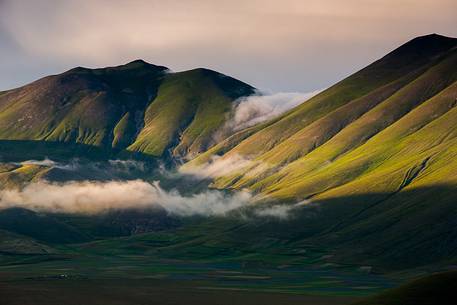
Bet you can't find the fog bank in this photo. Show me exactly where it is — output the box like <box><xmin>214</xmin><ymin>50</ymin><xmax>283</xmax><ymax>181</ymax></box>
<box><xmin>229</xmin><ymin>90</ymin><xmax>321</xmax><ymax>131</ymax></box>
<box><xmin>0</xmin><ymin>180</ymin><xmax>252</xmax><ymax>216</ymax></box>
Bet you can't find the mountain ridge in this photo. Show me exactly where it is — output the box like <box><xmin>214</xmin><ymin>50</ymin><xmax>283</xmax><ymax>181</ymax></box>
<box><xmin>0</xmin><ymin>60</ymin><xmax>254</xmax><ymax>160</ymax></box>
<box><xmin>182</xmin><ymin>34</ymin><xmax>457</xmax><ymax>198</ymax></box>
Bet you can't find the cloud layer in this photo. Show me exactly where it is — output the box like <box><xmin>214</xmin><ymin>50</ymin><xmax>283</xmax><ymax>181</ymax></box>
<box><xmin>229</xmin><ymin>90</ymin><xmax>321</xmax><ymax>131</ymax></box>
<box><xmin>0</xmin><ymin>180</ymin><xmax>252</xmax><ymax>216</ymax></box>
<box><xmin>180</xmin><ymin>154</ymin><xmax>253</xmax><ymax>179</ymax></box>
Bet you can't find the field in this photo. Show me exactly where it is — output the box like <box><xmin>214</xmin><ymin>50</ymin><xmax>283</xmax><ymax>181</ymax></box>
<box><xmin>0</xmin><ymin>278</ymin><xmax>362</xmax><ymax>305</ymax></box>
<box><xmin>0</xmin><ymin>214</ymin><xmax>400</xmax><ymax>305</ymax></box>
<box><xmin>0</xmin><ymin>235</ymin><xmax>387</xmax><ymax>305</ymax></box>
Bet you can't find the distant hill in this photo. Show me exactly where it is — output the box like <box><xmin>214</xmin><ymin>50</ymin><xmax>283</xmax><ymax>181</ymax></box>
<box><xmin>0</xmin><ymin>60</ymin><xmax>254</xmax><ymax>160</ymax></box>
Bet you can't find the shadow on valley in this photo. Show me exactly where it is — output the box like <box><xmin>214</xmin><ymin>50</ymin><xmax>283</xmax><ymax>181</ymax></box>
<box><xmin>0</xmin><ymin>279</ymin><xmax>361</xmax><ymax>305</ymax></box>
<box><xmin>0</xmin><ymin>185</ymin><xmax>455</xmax><ymax>302</ymax></box>
<box><xmin>1</xmin><ymin>272</ymin><xmax>455</xmax><ymax>305</ymax></box>
<box><xmin>1</xmin><ymin>185</ymin><xmax>456</xmax><ymax>269</ymax></box>
<box><xmin>0</xmin><ymin>139</ymin><xmax>213</xmax><ymax>191</ymax></box>
<box><xmin>0</xmin><ymin>139</ymin><xmax>154</xmax><ymax>163</ymax></box>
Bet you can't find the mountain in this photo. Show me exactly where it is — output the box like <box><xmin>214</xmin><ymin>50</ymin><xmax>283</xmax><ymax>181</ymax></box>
<box><xmin>181</xmin><ymin>34</ymin><xmax>457</xmax><ymax>269</ymax></box>
<box><xmin>185</xmin><ymin>34</ymin><xmax>457</xmax><ymax>213</ymax></box>
<box><xmin>186</xmin><ymin>34</ymin><xmax>457</xmax><ymax>196</ymax></box>
<box><xmin>0</xmin><ymin>60</ymin><xmax>254</xmax><ymax>160</ymax></box>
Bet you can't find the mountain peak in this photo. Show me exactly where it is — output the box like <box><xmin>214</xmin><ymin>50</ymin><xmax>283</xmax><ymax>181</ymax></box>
<box><xmin>65</xmin><ymin>60</ymin><xmax>168</xmax><ymax>76</ymax></box>
<box><xmin>111</xmin><ymin>60</ymin><xmax>168</xmax><ymax>72</ymax></box>
<box><xmin>127</xmin><ymin>59</ymin><xmax>149</xmax><ymax>65</ymax></box>
<box><xmin>392</xmin><ymin>33</ymin><xmax>457</xmax><ymax>57</ymax></box>
<box><xmin>375</xmin><ymin>33</ymin><xmax>457</xmax><ymax>68</ymax></box>
<box><xmin>407</xmin><ymin>33</ymin><xmax>456</xmax><ymax>46</ymax></box>
<box><xmin>123</xmin><ymin>59</ymin><xmax>160</xmax><ymax>69</ymax></box>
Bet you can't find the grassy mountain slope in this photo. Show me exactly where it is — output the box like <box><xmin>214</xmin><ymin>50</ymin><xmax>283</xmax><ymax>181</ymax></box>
<box><xmin>255</xmin><ymin>53</ymin><xmax>457</xmax><ymax>199</ymax></box>
<box><xmin>180</xmin><ymin>34</ymin><xmax>457</xmax><ymax>270</ymax></box>
<box><xmin>128</xmin><ymin>68</ymin><xmax>253</xmax><ymax>158</ymax></box>
<box><xmin>182</xmin><ymin>35</ymin><xmax>457</xmax><ymax>200</ymax></box>
<box><xmin>214</xmin><ymin>34</ymin><xmax>456</xmax><ymax>160</ymax></box>
<box><xmin>0</xmin><ymin>60</ymin><xmax>166</xmax><ymax>148</ymax></box>
<box><xmin>0</xmin><ymin>229</ymin><xmax>55</xmax><ymax>255</ymax></box>
<box><xmin>0</xmin><ymin>61</ymin><xmax>253</xmax><ymax>160</ymax></box>
<box><xmin>0</xmin><ymin>163</ymin><xmax>50</xmax><ymax>188</ymax></box>
<box><xmin>0</xmin><ymin>208</ymin><xmax>89</xmax><ymax>243</ymax></box>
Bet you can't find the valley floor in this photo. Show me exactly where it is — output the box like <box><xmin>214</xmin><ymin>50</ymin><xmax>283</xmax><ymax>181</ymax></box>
<box><xmin>0</xmin><ymin>278</ymin><xmax>361</xmax><ymax>305</ymax></box>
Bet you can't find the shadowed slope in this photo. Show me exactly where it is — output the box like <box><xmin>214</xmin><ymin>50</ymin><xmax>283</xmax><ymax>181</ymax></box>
<box><xmin>353</xmin><ymin>271</ymin><xmax>457</xmax><ymax>305</ymax></box>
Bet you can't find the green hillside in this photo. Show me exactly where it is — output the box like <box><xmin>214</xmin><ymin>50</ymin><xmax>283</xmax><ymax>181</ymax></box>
<box><xmin>181</xmin><ymin>34</ymin><xmax>457</xmax><ymax>269</ymax></box>
<box><xmin>128</xmin><ymin>68</ymin><xmax>253</xmax><ymax>158</ymax></box>
<box><xmin>183</xmin><ymin>34</ymin><xmax>457</xmax><ymax>200</ymax></box>
<box><xmin>0</xmin><ymin>60</ymin><xmax>253</xmax><ymax>160</ymax></box>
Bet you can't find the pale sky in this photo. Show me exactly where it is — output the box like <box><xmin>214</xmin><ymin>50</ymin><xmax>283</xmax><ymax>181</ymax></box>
<box><xmin>1</xmin><ymin>0</ymin><xmax>456</xmax><ymax>92</ymax></box>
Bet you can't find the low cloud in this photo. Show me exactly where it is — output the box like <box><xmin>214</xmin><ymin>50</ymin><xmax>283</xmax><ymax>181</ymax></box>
<box><xmin>107</xmin><ymin>159</ymin><xmax>147</xmax><ymax>173</ymax></box>
<box><xmin>150</xmin><ymin>181</ymin><xmax>252</xmax><ymax>216</ymax></box>
<box><xmin>0</xmin><ymin>177</ymin><xmax>319</xmax><ymax>220</ymax></box>
<box><xmin>254</xmin><ymin>204</ymin><xmax>296</xmax><ymax>220</ymax></box>
<box><xmin>0</xmin><ymin>180</ymin><xmax>252</xmax><ymax>216</ymax></box>
<box><xmin>16</xmin><ymin>158</ymin><xmax>148</xmax><ymax>176</ymax></box>
<box><xmin>16</xmin><ymin>158</ymin><xmax>80</xmax><ymax>171</ymax></box>
<box><xmin>253</xmin><ymin>199</ymin><xmax>318</xmax><ymax>220</ymax></box>
<box><xmin>227</xmin><ymin>90</ymin><xmax>321</xmax><ymax>132</ymax></box>
<box><xmin>1</xmin><ymin>158</ymin><xmax>317</xmax><ymax>219</ymax></box>
<box><xmin>19</xmin><ymin>158</ymin><xmax>58</xmax><ymax>168</ymax></box>
<box><xmin>182</xmin><ymin>90</ymin><xmax>321</xmax><ymax>179</ymax></box>
<box><xmin>179</xmin><ymin>154</ymin><xmax>253</xmax><ymax>179</ymax></box>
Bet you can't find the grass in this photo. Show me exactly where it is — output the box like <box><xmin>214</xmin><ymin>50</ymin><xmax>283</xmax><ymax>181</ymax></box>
<box><xmin>209</xmin><ymin>36</ymin><xmax>457</xmax><ymax>192</ymax></box>
<box><xmin>0</xmin><ymin>278</ymin><xmax>362</xmax><ymax>305</ymax></box>
<box><xmin>128</xmin><ymin>68</ymin><xmax>253</xmax><ymax>157</ymax></box>
<box><xmin>0</xmin><ymin>212</ymin><xmax>399</xmax><ymax>297</ymax></box>
<box><xmin>0</xmin><ymin>62</ymin><xmax>253</xmax><ymax>160</ymax></box>
<box><xmin>214</xmin><ymin>34</ymin><xmax>457</xmax><ymax>162</ymax></box>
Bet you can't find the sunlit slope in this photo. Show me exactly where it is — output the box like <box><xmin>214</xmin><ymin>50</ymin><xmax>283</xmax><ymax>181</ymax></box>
<box><xmin>128</xmin><ymin>68</ymin><xmax>253</xmax><ymax>158</ymax></box>
<box><xmin>187</xmin><ymin>34</ymin><xmax>457</xmax><ymax>201</ymax></box>
<box><xmin>0</xmin><ymin>61</ymin><xmax>253</xmax><ymax>159</ymax></box>
<box><xmin>0</xmin><ymin>60</ymin><xmax>166</xmax><ymax>148</ymax></box>
<box><xmin>254</xmin><ymin>52</ymin><xmax>457</xmax><ymax>199</ymax></box>
<box><xmin>0</xmin><ymin>163</ymin><xmax>50</xmax><ymax>189</ymax></box>
<box><xmin>189</xmin><ymin>35</ymin><xmax>457</xmax><ymax>268</ymax></box>
<box><xmin>215</xmin><ymin>34</ymin><xmax>456</xmax><ymax>159</ymax></box>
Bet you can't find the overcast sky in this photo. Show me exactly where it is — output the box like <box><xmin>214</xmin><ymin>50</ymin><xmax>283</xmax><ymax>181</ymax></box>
<box><xmin>1</xmin><ymin>0</ymin><xmax>456</xmax><ymax>92</ymax></box>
